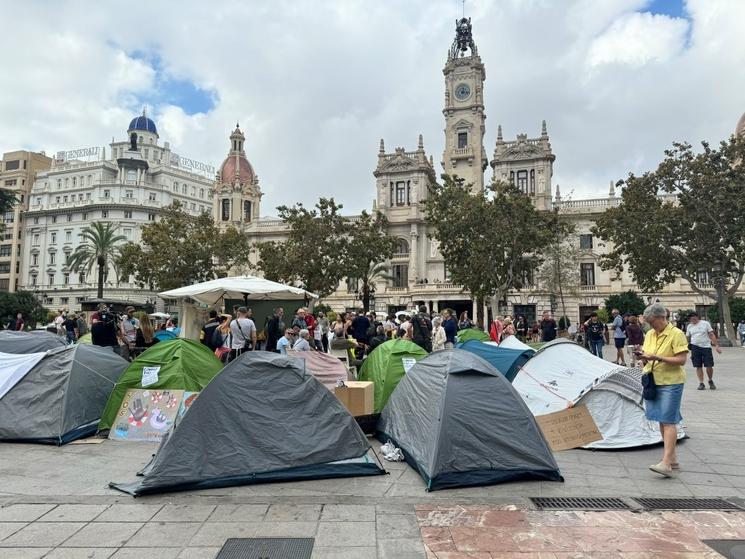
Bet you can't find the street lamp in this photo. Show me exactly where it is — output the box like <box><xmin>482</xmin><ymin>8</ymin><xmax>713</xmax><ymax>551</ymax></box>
<box><xmin>712</xmin><ymin>261</ymin><xmax>732</xmax><ymax>347</ymax></box>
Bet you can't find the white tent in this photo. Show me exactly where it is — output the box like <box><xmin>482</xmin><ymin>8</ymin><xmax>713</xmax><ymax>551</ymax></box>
<box><xmin>158</xmin><ymin>275</ymin><xmax>317</xmax><ymax>306</ymax></box>
<box><xmin>0</xmin><ymin>352</ymin><xmax>46</xmax><ymax>400</ymax></box>
<box><xmin>489</xmin><ymin>335</ymin><xmax>535</xmax><ymax>353</ymax></box>
<box><xmin>512</xmin><ymin>339</ymin><xmax>685</xmax><ymax>449</ymax></box>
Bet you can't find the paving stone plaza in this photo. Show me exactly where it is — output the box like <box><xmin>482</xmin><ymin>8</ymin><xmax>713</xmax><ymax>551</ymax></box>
<box><xmin>0</xmin><ymin>345</ymin><xmax>744</xmax><ymax>558</ymax></box>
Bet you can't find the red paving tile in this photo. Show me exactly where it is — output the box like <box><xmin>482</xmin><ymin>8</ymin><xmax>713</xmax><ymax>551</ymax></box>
<box><xmin>417</xmin><ymin>506</ymin><xmax>739</xmax><ymax>558</ymax></box>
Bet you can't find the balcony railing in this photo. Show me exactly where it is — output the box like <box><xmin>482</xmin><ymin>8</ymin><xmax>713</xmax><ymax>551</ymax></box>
<box><xmin>579</xmin><ymin>285</ymin><xmax>597</xmax><ymax>291</ymax></box>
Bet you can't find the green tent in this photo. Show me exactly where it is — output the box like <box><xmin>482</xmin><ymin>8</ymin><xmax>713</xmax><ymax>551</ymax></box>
<box><xmin>358</xmin><ymin>339</ymin><xmax>427</xmax><ymax>413</ymax></box>
<box><xmin>456</xmin><ymin>328</ymin><xmax>491</xmax><ymax>343</ymax></box>
<box><xmin>98</xmin><ymin>339</ymin><xmax>223</xmax><ymax>431</ymax></box>
<box><xmin>77</xmin><ymin>333</ymin><xmax>92</xmax><ymax>345</ymax></box>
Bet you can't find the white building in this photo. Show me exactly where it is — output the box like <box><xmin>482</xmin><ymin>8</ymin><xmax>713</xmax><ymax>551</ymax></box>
<box><xmin>20</xmin><ymin>111</ymin><xmax>215</xmax><ymax>310</ymax></box>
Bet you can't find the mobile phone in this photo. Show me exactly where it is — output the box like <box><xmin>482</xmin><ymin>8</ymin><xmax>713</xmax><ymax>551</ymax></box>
<box><xmin>633</xmin><ymin>350</ymin><xmax>643</xmax><ymax>356</ymax></box>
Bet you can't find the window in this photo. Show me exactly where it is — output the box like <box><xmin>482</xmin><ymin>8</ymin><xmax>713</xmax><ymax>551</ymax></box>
<box><xmin>4</xmin><ymin>179</ymin><xmax>17</xmax><ymax>187</ymax></box>
<box><xmin>65</xmin><ymin>178</ymin><xmax>69</xmax><ymax>188</ymax></box>
<box><xmin>72</xmin><ymin>177</ymin><xmax>77</xmax><ymax>187</ymax></box>
<box><xmin>50</xmin><ymin>232</ymin><xmax>57</xmax><ymax>244</ymax></box>
<box><xmin>199</xmin><ymin>205</ymin><xmax>205</xmax><ymax>213</ymax></box>
<box><xmin>579</xmin><ymin>234</ymin><xmax>593</xmax><ymax>250</ymax></box>
<box><xmin>0</xmin><ymin>279</ymin><xmax>8</xmax><ymax>291</ymax></box>
<box><xmin>580</xmin><ymin>263</ymin><xmax>595</xmax><ymax>286</ymax></box>
<box><xmin>395</xmin><ymin>181</ymin><xmax>407</xmax><ymax>206</ymax></box>
<box><xmin>221</xmin><ymin>199</ymin><xmax>230</xmax><ymax>221</ymax></box>
<box><xmin>516</xmin><ymin>170</ymin><xmax>528</xmax><ymax>193</ymax></box>
<box><xmin>0</xmin><ymin>245</ymin><xmax>10</xmax><ymax>257</ymax></box>
<box><xmin>51</xmin><ymin>215</ymin><xmax>57</xmax><ymax>223</ymax></box>
<box><xmin>66</xmin><ymin>214</ymin><xmax>72</xmax><ymax>222</ymax></box>
<box><xmin>144</xmin><ymin>148</ymin><xmax>149</xmax><ymax>159</ymax></box>
<box><xmin>123</xmin><ymin>228</ymin><xmax>131</xmax><ymax>239</ymax></box>
<box><xmin>86</xmin><ymin>193</ymin><xmax>91</xmax><ymax>200</ymax></box>
<box><xmin>191</xmin><ymin>186</ymin><xmax>196</xmax><ymax>197</ymax></box>
<box><xmin>2</xmin><ymin>211</ymin><xmax>12</xmax><ymax>224</ymax></box>
<box><xmin>199</xmin><ymin>188</ymin><xmax>205</xmax><ymax>199</ymax></box>
<box><xmin>88</xmin><ymin>175</ymin><xmax>92</xmax><ymax>186</ymax></box>
<box><xmin>63</xmin><ymin>196</ymin><xmax>68</xmax><ymax>203</ymax></box>
<box><xmin>4</xmin><ymin>160</ymin><xmax>19</xmax><ymax>171</ymax></box>
<box><xmin>243</xmin><ymin>201</ymin><xmax>252</xmax><ymax>221</ymax></box>
<box><xmin>190</xmin><ymin>203</ymin><xmax>196</xmax><ymax>211</ymax></box>
<box><xmin>82</xmin><ymin>212</ymin><xmax>88</xmax><ymax>220</ymax></box>
<box><xmin>530</xmin><ymin>169</ymin><xmax>535</xmax><ymax>194</ymax></box>
<box><xmin>101</xmin><ymin>210</ymin><xmax>108</xmax><ymax>218</ymax></box>
<box><xmin>457</xmin><ymin>132</ymin><xmax>468</xmax><ymax>149</ymax></box>
<box><xmin>696</xmin><ymin>269</ymin><xmax>711</xmax><ymax>286</ymax></box>
<box><xmin>173</xmin><ymin>181</ymin><xmax>178</xmax><ymax>192</ymax></box>
<box><xmin>124</xmin><ymin>210</ymin><xmax>132</xmax><ymax>219</ymax></box>
<box><xmin>65</xmin><ymin>231</ymin><xmax>71</xmax><ymax>242</ymax></box>
<box><xmin>33</xmin><ymin>217</ymin><xmax>39</xmax><ymax>224</ymax></box>
<box><xmin>55</xmin><ymin>196</ymin><xmax>61</xmax><ymax>204</ymax></box>
<box><xmin>35</xmin><ymin>197</ymin><xmax>41</xmax><ymax>205</ymax></box>
<box><xmin>60</xmin><ymin>297</ymin><xmax>69</xmax><ymax>305</ymax></box>
<box><xmin>346</xmin><ymin>277</ymin><xmax>359</xmax><ymax>293</ymax></box>
<box><xmin>148</xmin><ymin>213</ymin><xmax>155</xmax><ymax>221</ymax></box>
<box><xmin>30</xmin><ymin>274</ymin><xmax>37</xmax><ymax>286</ymax></box>
<box><xmin>103</xmin><ymin>189</ymin><xmax>110</xmax><ymax>198</ymax></box>
<box><xmin>33</xmin><ymin>234</ymin><xmax>39</xmax><ymax>245</ymax></box>
<box><xmin>182</xmin><ymin>184</ymin><xmax>187</xmax><ymax>194</ymax></box>
<box><xmin>64</xmin><ymin>252</ymin><xmax>70</xmax><ymax>265</ymax></box>
<box><xmin>48</xmin><ymin>273</ymin><xmax>55</xmax><ymax>285</ymax></box>
<box><xmin>392</xmin><ymin>264</ymin><xmax>408</xmax><ymax>288</ymax></box>
<box><xmin>125</xmin><ymin>190</ymin><xmax>133</xmax><ymax>198</ymax></box>
<box><xmin>79</xmin><ymin>272</ymin><xmax>85</xmax><ymax>284</ymax></box>
<box><xmin>128</xmin><ymin>170</ymin><xmax>137</xmax><ymax>182</ymax></box>
<box><xmin>149</xmin><ymin>192</ymin><xmax>156</xmax><ymax>201</ymax></box>
<box><xmin>32</xmin><ymin>254</ymin><xmax>38</xmax><ymax>266</ymax></box>
<box><xmin>49</xmin><ymin>252</ymin><xmax>56</xmax><ymax>265</ymax></box>
<box><xmin>0</xmin><ymin>263</ymin><xmax>10</xmax><ymax>274</ymax></box>
<box><xmin>393</xmin><ymin>239</ymin><xmax>409</xmax><ymax>257</ymax></box>
<box><xmin>63</xmin><ymin>274</ymin><xmax>69</xmax><ymax>285</ymax></box>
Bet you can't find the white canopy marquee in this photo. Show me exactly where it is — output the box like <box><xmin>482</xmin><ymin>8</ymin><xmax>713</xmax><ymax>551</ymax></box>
<box><xmin>159</xmin><ymin>276</ymin><xmax>317</xmax><ymax>306</ymax></box>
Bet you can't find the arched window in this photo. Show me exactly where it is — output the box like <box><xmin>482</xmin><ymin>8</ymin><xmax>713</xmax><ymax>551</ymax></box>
<box><xmin>394</xmin><ymin>239</ymin><xmax>409</xmax><ymax>257</ymax></box>
<box><xmin>221</xmin><ymin>199</ymin><xmax>230</xmax><ymax>221</ymax></box>
<box><xmin>243</xmin><ymin>200</ymin><xmax>252</xmax><ymax>221</ymax></box>
<box><xmin>126</xmin><ymin>170</ymin><xmax>136</xmax><ymax>183</ymax></box>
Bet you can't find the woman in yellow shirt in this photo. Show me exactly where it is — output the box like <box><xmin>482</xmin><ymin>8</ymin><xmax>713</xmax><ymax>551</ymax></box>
<box><xmin>638</xmin><ymin>303</ymin><xmax>689</xmax><ymax>478</ymax></box>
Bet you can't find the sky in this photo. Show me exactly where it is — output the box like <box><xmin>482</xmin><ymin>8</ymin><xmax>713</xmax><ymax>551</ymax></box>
<box><xmin>2</xmin><ymin>0</ymin><xmax>744</xmax><ymax>213</ymax></box>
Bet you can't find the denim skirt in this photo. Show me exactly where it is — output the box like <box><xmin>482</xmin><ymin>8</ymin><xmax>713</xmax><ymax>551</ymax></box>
<box><xmin>644</xmin><ymin>383</ymin><xmax>684</xmax><ymax>424</ymax></box>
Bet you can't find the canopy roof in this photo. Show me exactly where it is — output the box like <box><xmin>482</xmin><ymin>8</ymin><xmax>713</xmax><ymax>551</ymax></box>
<box><xmin>158</xmin><ymin>275</ymin><xmax>317</xmax><ymax>306</ymax></box>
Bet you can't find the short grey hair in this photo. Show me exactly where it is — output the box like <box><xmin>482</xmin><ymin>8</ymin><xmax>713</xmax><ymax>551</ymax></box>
<box><xmin>299</xmin><ymin>329</ymin><xmax>310</xmax><ymax>339</ymax></box>
<box><xmin>643</xmin><ymin>303</ymin><xmax>668</xmax><ymax>321</ymax></box>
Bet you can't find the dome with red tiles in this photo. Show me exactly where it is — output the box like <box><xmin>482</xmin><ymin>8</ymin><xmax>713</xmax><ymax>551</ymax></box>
<box><xmin>218</xmin><ymin>124</ymin><xmax>256</xmax><ymax>184</ymax></box>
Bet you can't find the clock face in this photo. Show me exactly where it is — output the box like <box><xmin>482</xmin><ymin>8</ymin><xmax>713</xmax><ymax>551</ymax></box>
<box><xmin>454</xmin><ymin>82</ymin><xmax>471</xmax><ymax>101</ymax></box>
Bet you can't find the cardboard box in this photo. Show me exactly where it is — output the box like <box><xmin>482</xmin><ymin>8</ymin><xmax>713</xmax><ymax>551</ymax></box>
<box><xmin>334</xmin><ymin>381</ymin><xmax>374</xmax><ymax>416</ymax></box>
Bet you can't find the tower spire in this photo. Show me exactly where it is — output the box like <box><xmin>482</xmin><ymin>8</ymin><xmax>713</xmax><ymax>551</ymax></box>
<box><xmin>418</xmin><ymin>134</ymin><xmax>424</xmax><ymax>150</ymax></box>
<box><xmin>609</xmin><ymin>180</ymin><xmax>616</xmax><ymax>197</ymax></box>
<box><xmin>541</xmin><ymin>119</ymin><xmax>548</xmax><ymax>137</ymax></box>
<box><xmin>379</xmin><ymin>138</ymin><xmax>385</xmax><ymax>154</ymax></box>
<box><xmin>497</xmin><ymin>124</ymin><xmax>503</xmax><ymax>142</ymax></box>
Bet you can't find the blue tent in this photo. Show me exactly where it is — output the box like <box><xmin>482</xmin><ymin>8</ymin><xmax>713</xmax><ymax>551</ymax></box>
<box><xmin>154</xmin><ymin>329</ymin><xmax>178</xmax><ymax>341</ymax></box>
<box><xmin>457</xmin><ymin>340</ymin><xmax>532</xmax><ymax>382</ymax></box>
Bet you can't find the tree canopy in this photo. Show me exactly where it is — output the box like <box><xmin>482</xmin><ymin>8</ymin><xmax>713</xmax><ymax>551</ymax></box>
<box><xmin>535</xmin><ymin>233</ymin><xmax>580</xmax><ymax>325</ymax></box>
<box><xmin>604</xmin><ymin>290</ymin><xmax>646</xmax><ymax>316</ymax></box>
<box><xmin>0</xmin><ymin>291</ymin><xmax>47</xmax><ymax>327</ymax></box>
<box><xmin>425</xmin><ymin>175</ymin><xmax>565</xmax><ymax>321</ymax></box>
<box><xmin>593</xmin><ymin>136</ymin><xmax>745</xmax><ymax>339</ymax></box>
<box><xmin>117</xmin><ymin>203</ymin><xmax>251</xmax><ymax>292</ymax></box>
<box><xmin>67</xmin><ymin>222</ymin><xmax>126</xmax><ymax>299</ymax></box>
<box><xmin>256</xmin><ymin>199</ymin><xmax>396</xmax><ymax>303</ymax></box>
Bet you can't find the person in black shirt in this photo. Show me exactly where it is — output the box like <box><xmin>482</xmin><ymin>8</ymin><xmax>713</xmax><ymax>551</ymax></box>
<box><xmin>583</xmin><ymin>312</ymin><xmax>605</xmax><ymax>358</ymax></box>
<box><xmin>410</xmin><ymin>305</ymin><xmax>433</xmax><ymax>352</ymax></box>
<box><xmin>539</xmin><ymin>311</ymin><xmax>557</xmax><ymax>342</ymax></box>
<box><xmin>91</xmin><ymin>313</ymin><xmax>119</xmax><ymax>348</ymax></box>
<box><xmin>200</xmin><ymin>310</ymin><xmax>221</xmax><ymax>351</ymax></box>
<box><xmin>265</xmin><ymin>307</ymin><xmax>284</xmax><ymax>352</ymax></box>
<box><xmin>63</xmin><ymin>314</ymin><xmax>78</xmax><ymax>344</ymax></box>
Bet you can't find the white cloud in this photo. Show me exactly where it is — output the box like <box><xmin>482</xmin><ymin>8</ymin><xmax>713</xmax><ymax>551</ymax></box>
<box><xmin>588</xmin><ymin>12</ymin><xmax>689</xmax><ymax>68</ymax></box>
<box><xmin>1</xmin><ymin>0</ymin><xmax>744</xmax><ymax>210</ymax></box>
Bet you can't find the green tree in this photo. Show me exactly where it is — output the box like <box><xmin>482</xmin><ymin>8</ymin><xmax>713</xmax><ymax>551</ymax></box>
<box><xmin>0</xmin><ymin>291</ymin><xmax>47</xmax><ymax>328</ymax></box>
<box><xmin>0</xmin><ymin>189</ymin><xmax>17</xmax><ymax>235</ymax></box>
<box><xmin>344</xmin><ymin>211</ymin><xmax>396</xmax><ymax>312</ymax></box>
<box><xmin>593</xmin><ymin>136</ymin><xmax>745</xmax><ymax>341</ymax></box>
<box><xmin>425</xmin><ymin>175</ymin><xmax>564</xmax><ymax>325</ymax></box>
<box><xmin>604</xmin><ymin>290</ymin><xmax>646</xmax><ymax>316</ymax></box>
<box><xmin>707</xmin><ymin>297</ymin><xmax>745</xmax><ymax>325</ymax></box>
<box><xmin>256</xmin><ymin>198</ymin><xmax>349</xmax><ymax>298</ymax></box>
<box><xmin>117</xmin><ymin>203</ymin><xmax>251</xmax><ymax>292</ymax></box>
<box><xmin>535</xmin><ymin>234</ymin><xmax>580</xmax><ymax>330</ymax></box>
<box><xmin>67</xmin><ymin>222</ymin><xmax>126</xmax><ymax>299</ymax></box>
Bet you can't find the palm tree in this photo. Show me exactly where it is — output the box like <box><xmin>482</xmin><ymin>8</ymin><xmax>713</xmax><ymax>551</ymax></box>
<box><xmin>67</xmin><ymin>222</ymin><xmax>126</xmax><ymax>299</ymax></box>
<box><xmin>357</xmin><ymin>261</ymin><xmax>393</xmax><ymax>312</ymax></box>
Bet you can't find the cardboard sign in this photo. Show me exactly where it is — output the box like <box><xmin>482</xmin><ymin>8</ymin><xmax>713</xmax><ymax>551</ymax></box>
<box><xmin>141</xmin><ymin>366</ymin><xmax>160</xmax><ymax>388</ymax></box>
<box><xmin>402</xmin><ymin>357</ymin><xmax>417</xmax><ymax>373</ymax></box>
<box><xmin>109</xmin><ymin>389</ymin><xmax>184</xmax><ymax>443</ymax></box>
<box><xmin>334</xmin><ymin>381</ymin><xmax>374</xmax><ymax>416</ymax></box>
<box><xmin>534</xmin><ymin>405</ymin><xmax>603</xmax><ymax>451</ymax></box>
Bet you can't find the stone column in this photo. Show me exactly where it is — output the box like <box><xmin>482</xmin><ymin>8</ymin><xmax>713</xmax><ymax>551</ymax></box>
<box><xmin>409</xmin><ymin>225</ymin><xmax>419</xmax><ymax>284</ymax></box>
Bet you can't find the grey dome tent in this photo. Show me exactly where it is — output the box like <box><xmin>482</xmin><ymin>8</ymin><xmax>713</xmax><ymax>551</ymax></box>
<box><xmin>0</xmin><ymin>344</ymin><xmax>128</xmax><ymax>444</ymax></box>
<box><xmin>377</xmin><ymin>349</ymin><xmax>562</xmax><ymax>491</ymax></box>
<box><xmin>0</xmin><ymin>330</ymin><xmax>66</xmax><ymax>354</ymax></box>
<box><xmin>110</xmin><ymin>351</ymin><xmax>385</xmax><ymax>496</ymax></box>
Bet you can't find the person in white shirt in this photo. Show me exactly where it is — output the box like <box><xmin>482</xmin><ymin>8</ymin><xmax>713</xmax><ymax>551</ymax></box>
<box><xmin>293</xmin><ymin>329</ymin><xmax>311</xmax><ymax>351</ymax></box>
<box><xmin>431</xmin><ymin>317</ymin><xmax>446</xmax><ymax>351</ymax></box>
<box><xmin>230</xmin><ymin>306</ymin><xmax>257</xmax><ymax>361</ymax></box>
<box><xmin>686</xmin><ymin>312</ymin><xmax>721</xmax><ymax>390</ymax></box>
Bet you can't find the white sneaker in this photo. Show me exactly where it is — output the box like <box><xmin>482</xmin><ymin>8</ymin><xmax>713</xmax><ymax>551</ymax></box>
<box><xmin>649</xmin><ymin>462</ymin><xmax>674</xmax><ymax>477</ymax></box>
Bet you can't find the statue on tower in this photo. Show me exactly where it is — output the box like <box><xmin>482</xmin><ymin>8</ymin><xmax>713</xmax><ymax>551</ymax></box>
<box><xmin>449</xmin><ymin>17</ymin><xmax>477</xmax><ymax>58</ymax></box>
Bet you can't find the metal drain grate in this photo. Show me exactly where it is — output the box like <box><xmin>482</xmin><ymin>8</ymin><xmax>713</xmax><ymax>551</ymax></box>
<box><xmin>216</xmin><ymin>538</ymin><xmax>314</xmax><ymax>559</ymax></box>
<box><xmin>702</xmin><ymin>540</ymin><xmax>745</xmax><ymax>559</ymax></box>
<box><xmin>633</xmin><ymin>498</ymin><xmax>743</xmax><ymax>511</ymax></box>
<box><xmin>531</xmin><ymin>497</ymin><xmax>630</xmax><ymax>511</ymax></box>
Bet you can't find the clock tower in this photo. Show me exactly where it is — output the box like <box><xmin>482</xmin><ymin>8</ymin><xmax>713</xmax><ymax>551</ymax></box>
<box><xmin>441</xmin><ymin>17</ymin><xmax>487</xmax><ymax>193</ymax></box>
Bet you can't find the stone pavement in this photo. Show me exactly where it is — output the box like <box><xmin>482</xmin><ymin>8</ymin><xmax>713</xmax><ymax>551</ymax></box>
<box><xmin>0</xmin><ymin>345</ymin><xmax>743</xmax><ymax>558</ymax></box>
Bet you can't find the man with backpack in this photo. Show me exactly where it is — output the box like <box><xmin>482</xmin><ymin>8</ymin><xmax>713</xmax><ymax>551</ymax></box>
<box><xmin>410</xmin><ymin>305</ymin><xmax>433</xmax><ymax>352</ymax></box>
<box><xmin>200</xmin><ymin>310</ymin><xmax>221</xmax><ymax>351</ymax></box>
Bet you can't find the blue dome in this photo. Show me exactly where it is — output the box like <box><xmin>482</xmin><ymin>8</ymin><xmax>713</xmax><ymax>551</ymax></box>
<box><xmin>128</xmin><ymin>115</ymin><xmax>158</xmax><ymax>135</ymax></box>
